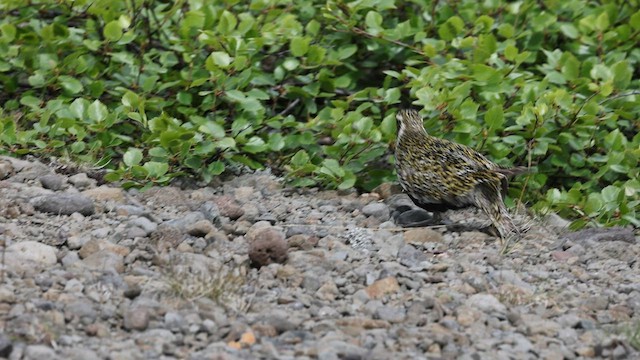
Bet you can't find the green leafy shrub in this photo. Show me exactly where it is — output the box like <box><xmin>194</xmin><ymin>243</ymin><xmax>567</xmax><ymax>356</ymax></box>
<box><xmin>0</xmin><ymin>0</ymin><xmax>638</xmax><ymax>228</ymax></box>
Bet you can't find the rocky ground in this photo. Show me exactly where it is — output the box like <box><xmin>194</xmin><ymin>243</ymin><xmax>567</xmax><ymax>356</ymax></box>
<box><xmin>0</xmin><ymin>154</ymin><xmax>639</xmax><ymax>360</ymax></box>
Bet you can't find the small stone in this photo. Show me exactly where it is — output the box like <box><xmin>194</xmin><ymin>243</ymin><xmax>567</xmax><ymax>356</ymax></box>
<box><xmin>24</xmin><ymin>345</ymin><xmax>57</xmax><ymax>360</ymax></box>
<box><xmin>213</xmin><ymin>195</ymin><xmax>244</xmax><ymax>220</ymax></box>
<box><xmin>0</xmin><ymin>287</ymin><xmax>16</xmax><ymax>303</ymax></box>
<box><xmin>248</xmin><ymin>227</ymin><xmax>288</xmax><ymax>267</ymax></box>
<box><xmin>82</xmin><ymin>250</ymin><xmax>125</xmax><ymax>273</ymax></box>
<box><xmin>362</xmin><ymin>202</ymin><xmax>390</xmax><ymax>220</ymax></box>
<box><xmin>68</xmin><ymin>173</ymin><xmax>96</xmax><ymax>189</ymax></box>
<box><xmin>0</xmin><ymin>159</ymin><xmax>14</xmax><ymax>180</ymax></box>
<box><xmin>82</xmin><ymin>186</ymin><xmax>126</xmax><ymax>203</ymax></box>
<box><xmin>365</xmin><ymin>277</ymin><xmax>400</xmax><ymax>299</ymax></box>
<box><xmin>164</xmin><ymin>312</ymin><xmax>187</xmax><ymax>332</ymax></box>
<box><xmin>84</xmin><ymin>323</ymin><xmax>111</xmax><ymax>338</ymax></box>
<box><xmin>375</xmin><ymin>305</ymin><xmax>406</xmax><ymax>323</ymax></box>
<box><xmin>199</xmin><ymin>201</ymin><xmax>220</xmax><ymax>223</ymax></box>
<box><xmin>465</xmin><ymin>294</ymin><xmax>507</xmax><ymax>316</ymax></box>
<box><xmin>372</xmin><ymin>183</ymin><xmax>403</xmax><ymax>199</ymax></box>
<box><xmin>287</xmin><ymin>234</ymin><xmax>319</xmax><ymax>250</ymax></box>
<box><xmin>128</xmin><ymin>216</ymin><xmax>158</xmax><ymax>235</ymax></box>
<box><xmin>124</xmin><ymin>285</ymin><xmax>142</xmax><ymax>300</ymax></box>
<box><xmin>0</xmin><ymin>333</ymin><xmax>12</xmax><ymax>357</ymax></box>
<box><xmin>397</xmin><ymin>244</ymin><xmax>428</xmax><ymax>267</ymax></box>
<box><xmin>30</xmin><ymin>193</ymin><xmax>95</xmax><ymax>216</ymax></box>
<box><xmin>123</xmin><ymin>307</ymin><xmax>151</xmax><ymax>331</ymax></box>
<box><xmin>403</xmin><ymin>228</ymin><xmax>444</xmax><ymax>244</ymax></box>
<box><xmin>187</xmin><ymin>220</ymin><xmax>215</xmax><ymax>237</ymax></box>
<box><xmin>79</xmin><ymin>239</ymin><xmax>129</xmax><ymax>258</ymax></box>
<box><xmin>316</xmin><ymin>281</ymin><xmax>339</xmax><ymax>301</ymax></box>
<box><xmin>575</xmin><ymin>346</ymin><xmax>595</xmax><ymax>357</ymax></box>
<box><xmin>39</xmin><ymin>174</ymin><xmax>66</xmax><ymax>190</ymax></box>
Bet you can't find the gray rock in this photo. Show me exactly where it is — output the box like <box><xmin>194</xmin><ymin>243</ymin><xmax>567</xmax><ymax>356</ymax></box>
<box><xmin>199</xmin><ymin>201</ymin><xmax>220</xmax><ymax>222</ymax></box>
<box><xmin>123</xmin><ymin>307</ymin><xmax>151</xmax><ymax>331</ymax></box>
<box><xmin>362</xmin><ymin>202</ymin><xmax>390</xmax><ymax>220</ymax></box>
<box><xmin>39</xmin><ymin>174</ymin><xmax>66</xmax><ymax>190</ymax></box>
<box><xmin>6</xmin><ymin>241</ymin><xmax>57</xmax><ymax>270</ymax></box>
<box><xmin>82</xmin><ymin>250</ymin><xmax>125</xmax><ymax>273</ymax></box>
<box><xmin>397</xmin><ymin>244</ymin><xmax>428</xmax><ymax>267</ymax></box>
<box><xmin>24</xmin><ymin>345</ymin><xmax>59</xmax><ymax>360</ymax></box>
<box><xmin>0</xmin><ymin>159</ymin><xmax>14</xmax><ymax>180</ymax></box>
<box><xmin>563</xmin><ymin>226</ymin><xmax>636</xmax><ymax>243</ymax></box>
<box><xmin>64</xmin><ymin>299</ymin><xmax>97</xmax><ymax>324</ymax></box>
<box><xmin>164</xmin><ymin>311</ymin><xmax>187</xmax><ymax>333</ymax></box>
<box><xmin>213</xmin><ymin>195</ymin><xmax>244</xmax><ymax>220</ymax></box>
<box><xmin>128</xmin><ymin>216</ymin><xmax>158</xmax><ymax>235</ymax></box>
<box><xmin>187</xmin><ymin>219</ymin><xmax>214</xmax><ymax>237</ymax></box>
<box><xmin>465</xmin><ymin>294</ymin><xmax>507</xmax><ymax>316</ymax></box>
<box><xmin>375</xmin><ymin>305</ymin><xmax>407</xmax><ymax>323</ymax></box>
<box><xmin>66</xmin><ymin>234</ymin><xmax>91</xmax><ymax>250</ymax></box>
<box><xmin>0</xmin><ymin>333</ymin><xmax>12</xmax><ymax>358</ymax></box>
<box><xmin>61</xmin><ymin>348</ymin><xmax>100</xmax><ymax>360</ymax></box>
<box><xmin>68</xmin><ymin>173</ymin><xmax>95</xmax><ymax>189</ymax></box>
<box><xmin>166</xmin><ymin>211</ymin><xmax>206</xmax><ymax>229</ymax></box>
<box><xmin>30</xmin><ymin>193</ymin><xmax>95</xmax><ymax>216</ymax></box>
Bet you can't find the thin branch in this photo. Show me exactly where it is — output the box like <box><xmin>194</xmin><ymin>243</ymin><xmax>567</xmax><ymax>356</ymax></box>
<box><xmin>598</xmin><ymin>90</ymin><xmax>640</xmax><ymax>105</ymax></box>
<box><xmin>277</xmin><ymin>98</ymin><xmax>301</xmax><ymax>117</ymax></box>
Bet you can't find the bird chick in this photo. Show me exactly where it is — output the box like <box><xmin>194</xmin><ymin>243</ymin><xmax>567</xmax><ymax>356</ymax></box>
<box><xmin>394</xmin><ymin>109</ymin><xmax>526</xmax><ymax>238</ymax></box>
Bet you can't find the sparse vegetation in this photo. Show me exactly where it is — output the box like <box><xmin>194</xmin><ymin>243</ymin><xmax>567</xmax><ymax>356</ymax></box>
<box><xmin>0</xmin><ymin>0</ymin><xmax>638</xmax><ymax>229</ymax></box>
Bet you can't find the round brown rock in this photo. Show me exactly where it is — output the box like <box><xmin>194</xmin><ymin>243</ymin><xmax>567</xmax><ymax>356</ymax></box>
<box><xmin>248</xmin><ymin>227</ymin><xmax>288</xmax><ymax>267</ymax></box>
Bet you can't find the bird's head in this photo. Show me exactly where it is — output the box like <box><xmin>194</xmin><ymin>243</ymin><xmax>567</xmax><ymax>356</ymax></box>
<box><xmin>396</xmin><ymin>109</ymin><xmax>426</xmax><ymax>137</ymax></box>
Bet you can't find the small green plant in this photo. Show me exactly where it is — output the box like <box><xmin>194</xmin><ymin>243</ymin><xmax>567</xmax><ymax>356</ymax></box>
<box><xmin>626</xmin><ymin>321</ymin><xmax>640</xmax><ymax>351</ymax></box>
<box><xmin>161</xmin><ymin>256</ymin><xmax>249</xmax><ymax>311</ymax></box>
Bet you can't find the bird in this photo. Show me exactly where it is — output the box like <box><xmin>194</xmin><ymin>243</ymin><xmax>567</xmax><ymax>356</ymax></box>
<box><xmin>394</xmin><ymin>108</ymin><xmax>527</xmax><ymax>238</ymax></box>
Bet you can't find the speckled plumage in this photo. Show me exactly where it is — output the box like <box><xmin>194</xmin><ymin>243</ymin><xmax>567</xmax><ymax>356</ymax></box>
<box><xmin>394</xmin><ymin>109</ymin><xmax>525</xmax><ymax>238</ymax></box>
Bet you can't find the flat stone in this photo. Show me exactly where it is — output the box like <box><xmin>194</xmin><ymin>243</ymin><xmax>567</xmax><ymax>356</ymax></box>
<box><xmin>38</xmin><ymin>174</ymin><xmax>66</xmax><ymax>190</ymax></box>
<box><xmin>82</xmin><ymin>186</ymin><xmax>126</xmax><ymax>203</ymax></box>
<box><xmin>6</xmin><ymin>241</ymin><xmax>57</xmax><ymax>270</ymax></box>
<box><xmin>404</xmin><ymin>228</ymin><xmax>444</xmax><ymax>245</ymax></box>
<box><xmin>362</xmin><ymin>202</ymin><xmax>390</xmax><ymax>220</ymax></box>
<box><xmin>465</xmin><ymin>294</ymin><xmax>507</xmax><ymax>316</ymax></box>
<box><xmin>30</xmin><ymin>193</ymin><xmax>94</xmax><ymax>216</ymax></box>
<box><xmin>365</xmin><ymin>277</ymin><xmax>400</xmax><ymax>299</ymax></box>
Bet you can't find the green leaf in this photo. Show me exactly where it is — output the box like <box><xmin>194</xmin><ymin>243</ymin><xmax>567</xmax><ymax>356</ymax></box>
<box><xmin>595</xmin><ymin>12</ymin><xmax>609</xmax><ymax>32</ymax></box>
<box><xmin>484</xmin><ymin>105</ymin><xmax>504</xmax><ymax>129</ymax></box>
<box><xmin>104</xmin><ymin>20</ymin><xmax>123</xmax><ymax>41</ymax></box>
<box><xmin>207</xmin><ymin>51</ymin><xmax>232</xmax><ymax>69</ymax></box>
<box><xmin>69</xmin><ymin>98</ymin><xmax>88</xmax><ymax>119</ymax></box>
<box><xmin>88</xmin><ymin>100</ymin><xmax>108</xmax><ymax>122</ymax></box>
<box><xmin>20</xmin><ymin>96</ymin><xmax>41</xmax><ymax>109</ymax></box>
<box><xmin>58</xmin><ymin>76</ymin><xmax>83</xmax><ymax>94</ymax></box>
<box><xmin>0</xmin><ymin>23</ymin><xmax>17</xmax><ymax>42</ymax></box>
<box><xmin>122</xmin><ymin>91</ymin><xmax>139</xmax><ymax>107</ymax></box>
<box><xmin>291</xmin><ymin>150</ymin><xmax>309</xmax><ymax>167</ymax></box>
<box><xmin>207</xmin><ymin>161</ymin><xmax>225</xmax><ymax>176</ymax></box>
<box><xmin>631</xmin><ymin>10</ymin><xmax>640</xmax><ymax>30</ymax></box>
<box><xmin>143</xmin><ymin>161</ymin><xmax>169</xmax><ymax>178</ymax></box>
<box><xmin>124</xmin><ymin>148</ymin><xmax>143</xmax><ymax>167</ymax></box>
<box><xmin>290</xmin><ymin>37</ymin><xmax>311</xmax><ymax>56</ymax></box>
<box><xmin>365</xmin><ymin>11</ymin><xmax>383</xmax><ymax>33</ymax></box>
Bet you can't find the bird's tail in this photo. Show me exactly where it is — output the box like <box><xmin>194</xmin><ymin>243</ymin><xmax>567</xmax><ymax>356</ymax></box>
<box><xmin>476</xmin><ymin>191</ymin><xmax>520</xmax><ymax>239</ymax></box>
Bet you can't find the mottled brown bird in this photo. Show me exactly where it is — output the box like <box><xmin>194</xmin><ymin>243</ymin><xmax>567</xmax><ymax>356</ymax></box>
<box><xmin>394</xmin><ymin>109</ymin><xmax>526</xmax><ymax>238</ymax></box>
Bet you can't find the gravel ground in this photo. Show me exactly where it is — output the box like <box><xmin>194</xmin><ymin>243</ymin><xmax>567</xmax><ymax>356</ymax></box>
<box><xmin>0</xmin><ymin>155</ymin><xmax>639</xmax><ymax>360</ymax></box>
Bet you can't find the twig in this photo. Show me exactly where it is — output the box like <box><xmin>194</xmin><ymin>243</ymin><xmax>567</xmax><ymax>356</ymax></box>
<box><xmin>598</xmin><ymin>90</ymin><xmax>640</xmax><ymax>104</ymax></box>
<box><xmin>277</xmin><ymin>98</ymin><xmax>301</xmax><ymax>117</ymax></box>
